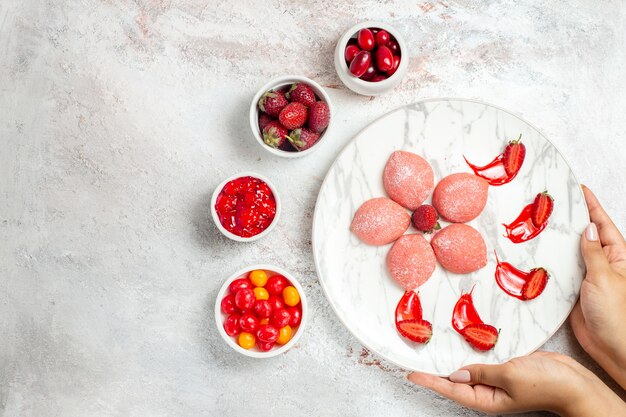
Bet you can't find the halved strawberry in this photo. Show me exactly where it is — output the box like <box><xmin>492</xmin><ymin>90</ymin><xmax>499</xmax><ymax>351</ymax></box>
<box><xmin>531</xmin><ymin>191</ymin><xmax>554</xmax><ymax>227</ymax></box>
<box><xmin>503</xmin><ymin>135</ymin><xmax>525</xmax><ymax>176</ymax></box>
<box><xmin>396</xmin><ymin>319</ymin><xmax>433</xmax><ymax>344</ymax></box>
<box><xmin>460</xmin><ymin>323</ymin><xmax>499</xmax><ymax>351</ymax></box>
<box><xmin>521</xmin><ymin>268</ymin><xmax>549</xmax><ymax>300</ymax></box>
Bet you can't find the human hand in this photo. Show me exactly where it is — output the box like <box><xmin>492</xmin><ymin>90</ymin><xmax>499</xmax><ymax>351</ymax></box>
<box><xmin>408</xmin><ymin>351</ymin><xmax>625</xmax><ymax>416</ymax></box>
<box><xmin>570</xmin><ymin>186</ymin><xmax>626</xmax><ymax>389</ymax></box>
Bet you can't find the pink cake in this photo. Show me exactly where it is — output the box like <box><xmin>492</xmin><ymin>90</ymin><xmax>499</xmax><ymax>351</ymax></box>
<box><xmin>350</xmin><ymin>197</ymin><xmax>411</xmax><ymax>245</ymax></box>
<box><xmin>387</xmin><ymin>234</ymin><xmax>437</xmax><ymax>290</ymax></box>
<box><xmin>432</xmin><ymin>173</ymin><xmax>489</xmax><ymax>222</ymax></box>
<box><xmin>431</xmin><ymin>224</ymin><xmax>487</xmax><ymax>274</ymax></box>
<box><xmin>383</xmin><ymin>151</ymin><xmax>435</xmax><ymax>210</ymax></box>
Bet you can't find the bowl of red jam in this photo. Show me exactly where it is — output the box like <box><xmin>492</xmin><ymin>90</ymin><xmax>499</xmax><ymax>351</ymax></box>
<box><xmin>210</xmin><ymin>172</ymin><xmax>280</xmax><ymax>242</ymax></box>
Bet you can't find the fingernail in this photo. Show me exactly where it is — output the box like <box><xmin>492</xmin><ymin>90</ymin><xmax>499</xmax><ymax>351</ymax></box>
<box><xmin>585</xmin><ymin>223</ymin><xmax>598</xmax><ymax>241</ymax></box>
<box><xmin>449</xmin><ymin>370</ymin><xmax>471</xmax><ymax>383</ymax></box>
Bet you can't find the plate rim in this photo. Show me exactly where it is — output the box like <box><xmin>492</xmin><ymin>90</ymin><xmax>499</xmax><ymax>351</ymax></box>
<box><xmin>311</xmin><ymin>97</ymin><xmax>590</xmax><ymax>375</ymax></box>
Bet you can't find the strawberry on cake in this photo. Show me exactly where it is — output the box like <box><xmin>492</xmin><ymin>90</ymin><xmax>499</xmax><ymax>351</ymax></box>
<box><xmin>387</xmin><ymin>234</ymin><xmax>436</xmax><ymax>289</ymax></box>
<box><xmin>432</xmin><ymin>173</ymin><xmax>489</xmax><ymax>223</ymax></box>
<box><xmin>383</xmin><ymin>151</ymin><xmax>434</xmax><ymax>210</ymax></box>
<box><xmin>350</xmin><ymin>197</ymin><xmax>411</xmax><ymax>245</ymax></box>
<box><xmin>431</xmin><ymin>223</ymin><xmax>487</xmax><ymax>274</ymax></box>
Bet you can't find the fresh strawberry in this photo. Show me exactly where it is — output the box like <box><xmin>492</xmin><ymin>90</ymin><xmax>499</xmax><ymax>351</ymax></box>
<box><xmin>287</xmin><ymin>128</ymin><xmax>320</xmax><ymax>151</ymax></box>
<box><xmin>258</xmin><ymin>90</ymin><xmax>288</xmax><ymax>117</ymax></box>
<box><xmin>521</xmin><ymin>268</ymin><xmax>549</xmax><ymax>300</ymax></box>
<box><xmin>412</xmin><ymin>204</ymin><xmax>440</xmax><ymax>233</ymax></box>
<box><xmin>258</xmin><ymin>113</ymin><xmax>274</xmax><ymax>131</ymax></box>
<box><xmin>531</xmin><ymin>191</ymin><xmax>554</xmax><ymax>227</ymax></box>
<box><xmin>286</xmin><ymin>83</ymin><xmax>317</xmax><ymax>107</ymax></box>
<box><xmin>460</xmin><ymin>323</ymin><xmax>499</xmax><ymax>351</ymax></box>
<box><xmin>396</xmin><ymin>319</ymin><xmax>433</xmax><ymax>344</ymax></box>
<box><xmin>307</xmin><ymin>101</ymin><xmax>330</xmax><ymax>133</ymax></box>
<box><xmin>278</xmin><ymin>139</ymin><xmax>297</xmax><ymax>152</ymax></box>
<box><xmin>279</xmin><ymin>102</ymin><xmax>308</xmax><ymax>130</ymax></box>
<box><xmin>503</xmin><ymin>135</ymin><xmax>526</xmax><ymax>176</ymax></box>
<box><xmin>262</xmin><ymin>120</ymin><xmax>288</xmax><ymax>148</ymax></box>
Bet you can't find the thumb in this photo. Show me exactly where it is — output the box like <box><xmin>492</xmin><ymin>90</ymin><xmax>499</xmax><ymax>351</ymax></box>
<box><xmin>581</xmin><ymin>223</ymin><xmax>610</xmax><ymax>278</ymax></box>
<box><xmin>450</xmin><ymin>363</ymin><xmax>511</xmax><ymax>388</ymax></box>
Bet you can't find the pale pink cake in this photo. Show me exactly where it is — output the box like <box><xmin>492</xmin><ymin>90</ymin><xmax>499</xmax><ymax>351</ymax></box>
<box><xmin>432</xmin><ymin>173</ymin><xmax>489</xmax><ymax>223</ymax></box>
<box><xmin>383</xmin><ymin>151</ymin><xmax>434</xmax><ymax>210</ymax></box>
<box><xmin>430</xmin><ymin>223</ymin><xmax>487</xmax><ymax>274</ymax></box>
<box><xmin>387</xmin><ymin>234</ymin><xmax>437</xmax><ymax>289</ymax></box>
<box><xmin>350</xmin><ymin>197</ymin><xmax>411</xmax><ymax>245</ymax></box>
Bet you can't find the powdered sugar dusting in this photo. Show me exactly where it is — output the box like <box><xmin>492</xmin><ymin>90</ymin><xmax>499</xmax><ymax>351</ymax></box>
<box><xmin>433</xmin><ymin>173</ymin><xmax>488</xmax><ymax>222</ymax></box>
<box><xmin>350</xmin><ymin>197</ymin><xmax>411</xmax><ymax>245</ymax></box>
<box><xmin>386</xmin><ymin>234</ymin><xmax>437</xmax><ymax>289</ymax></box>
<box><xmin>431</xmin><ymin>224</ymin><xmax>487</xmax><ymax>274</ymax></box>
<box><xmin>383</xmin><ymin>151</ymin><xmax>435</xmax><ymax>210</ymax></box>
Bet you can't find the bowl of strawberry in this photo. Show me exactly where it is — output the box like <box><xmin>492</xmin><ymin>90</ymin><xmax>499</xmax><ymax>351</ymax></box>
<box><xmin>334</xmin><ymin>21</ymin><xmax>408</xmax><ymax>96</ymax></box>
<box><xmin>250</xmin><ymin>75</ymin><xmax>332</xmax><ymax>158</ymax></box>
<box><xmin>210</xmin><ymin>172</ymin><xmax>280</xmax><ymax>242</ymax></box>
<box><xmin>216</xmin><ymin>265</ymin><xmax>307</xmax><ymax>357</ymax></box>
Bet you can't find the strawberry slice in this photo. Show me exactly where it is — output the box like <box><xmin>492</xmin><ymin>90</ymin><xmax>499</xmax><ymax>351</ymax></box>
<box><xmin>531</xmin><ymin>191</ymin><xmax>554</xmax><ymax>227</ymax></box>
<box><xmin>521</xmin><ymin>268</ymin><xmax>549</xmax><ymax>300</ymax></box>
<box><xmin>503</xmin><ymin>136</ymin><xmax>526</xmax><ymax>176</ymax></box>
<box><xmin>396</xmin><ymin>319</ymin><xmax>433</xmax><ymax>344</ymax></box>
<box><xmin>460</xmin><ymin>323</ymin><xmax>499</xmax><ymax>351</ymax></box>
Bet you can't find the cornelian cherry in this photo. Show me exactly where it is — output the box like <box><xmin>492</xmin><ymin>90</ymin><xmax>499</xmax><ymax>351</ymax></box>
<box><xmin>223</xmin><ymin>313</ymin><xmax>241</xmax><ymax>337</ymax></box>
<box><xmin>375</xmin><ymin>45</ymin><xmax>393</xmax><ymax>72</ymax></box>
<box><xmin>234</xmin><ymin>288</ymin><xmax>256</xmax><ymax>311</ymax></box>
<box><xmin>257</xmin><ymin>341</ymin><xmax>275</xmax><ymax>351</ymax></box>
<box><xmin>345</xmin><ymin>44</ymin><xmax>360</xmax><ymax>63</ymax></box>
<box><xmin>271</xmin><ymin>308</ymin><xmax>291</xmax><ymax>328</ymax></box>
<box><xmin>286</xmin><ymin>306</ymin><xmax>302</xmax><ymax>327</ymax></box>
<box><xmin>239</xmin><ymin>313</ymin><xmax>259</xmax><ymax>333</ymax></box>
<box><xmin>349</xmin><ymin>51</ymin><xmax>371</xmax><ymax>77</ymax></box>
<box><xmin>267</xmin><ymin>295</ymin><xmax>285</xmax><ymax>311</ymax></box>
<box><xmin>229</xmin><ymin>278</ymin><xmax>253</xmax><ymax>294</ymax></box>
<box><xmin>220</xmin><ymin>294</ymin><xmax>238</xmax><ymax>314</ymax></box>
<box><xmin>253</xmin><ymin>299</ymin><xmax>273</xmax><ymax>318</ymax></box>
<box><xmin>387</xmin><ymin>55</ymin><xmax>401</xmax><ymax>76</ymax></box>
<box><xmin>265</xmin><ymin>275</ymin><xmax>289</xmax><ymax>296</ymax></box>
<box><xmin>257</xmin><ymin>324</ymin><xmax>280</xmax><ymax>343</ymax></box>
<box><xmin>388</xmin><ymin>39</ymin><xmax>400</xmax><ymax>55</ymax></box>
<box><xmin>357</xmin><ymin>28</ymin><xmax>375</xmax><ymax>50</ymax></box>
<box><xmin>375</xmin><ymin>30</ymin><xmax>390</xmax><ymax>46</ymax></box>
<box><xmin>360</xmin><ymin>64</ymin><xmax>376</xmax><ymax>81</ymax></box>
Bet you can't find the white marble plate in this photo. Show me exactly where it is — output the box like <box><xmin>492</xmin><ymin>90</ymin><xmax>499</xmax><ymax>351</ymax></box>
<box><xmin>312</xmin><ymin>99</ymin><xmax>588</xmax><ymax>375</ymax></box>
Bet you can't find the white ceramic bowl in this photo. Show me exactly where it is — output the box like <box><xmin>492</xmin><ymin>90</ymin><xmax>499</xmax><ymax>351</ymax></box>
<box><xmin>215</xmin><ymin>264</ymin><xmax>308</xmax><ymax>358</ymax></box>
<box><xmin>209</xmin><ymin>171</ymin><xmax>281</xmax><ymax>242</ymax></box>
<box><xmin>249</xmin><ymin>75</ymin><xmax>333</xmax><ymax>158</ymax></box>
<box><xmin>334</xmin><ymin>21</ymin><xmax>409</xmax><ymax>96</ymax></box>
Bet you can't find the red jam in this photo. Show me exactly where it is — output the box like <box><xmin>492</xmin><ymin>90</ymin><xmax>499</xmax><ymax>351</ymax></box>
<box><xmin>502</xmin><ymin>203</ymin><xmax>547</xmax><ymax>243</ymax></box>
<box><xmin>215</xmin><ymin>176</ymin><xmax>276</xmax><ymax>238</ymax></box>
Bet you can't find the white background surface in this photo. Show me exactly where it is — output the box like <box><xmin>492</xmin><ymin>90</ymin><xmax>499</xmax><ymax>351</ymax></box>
<box><xmin>1</xmin><ymin>1</ymin><xmax>626</xmax><ymax>416</ymax></box>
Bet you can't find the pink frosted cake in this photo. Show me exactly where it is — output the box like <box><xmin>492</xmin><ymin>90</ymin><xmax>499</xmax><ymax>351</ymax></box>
<box><xmin>383</xmin><ymin>151</ymin><xmax>434</xmax><ymax>210</ymax></box>
<box><xmin>432</xmin><ymin>173</ymin><xmax>489</xmax><ymax>223</ymax></box>
<box><xmin>350</xmin><ymin>197</ymin><xmax>411</xmax><ymax>245</ymax></box>
<box><xmin>430</xmin><ymin>223</ymin><xmax>487</xmax><ymax>274</ymax></box>
<box><xmin>387</xmin><ymin>234</ymin><xmax>437</xmax><ymax>289</ymax></box>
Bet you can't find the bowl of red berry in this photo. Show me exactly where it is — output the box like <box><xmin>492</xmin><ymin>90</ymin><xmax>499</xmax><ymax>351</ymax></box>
<box><xmin>210</xmin><ymin>172</ymin><xmax>280</xmax><ymax>242</ymax></box>
<box><xmin>250</xmin><ymin>75</ymin><xmax>332</xmax><ymax>158</ymax></box>
<box><xmin>216</xmin><ymin>265</ymin><xmax>307</xmax><ymax>358</ymax></box>
<box><xmin>334</xmin><ymin>21</ymin><xmax>408</xmax><ymax>96</ymax></box>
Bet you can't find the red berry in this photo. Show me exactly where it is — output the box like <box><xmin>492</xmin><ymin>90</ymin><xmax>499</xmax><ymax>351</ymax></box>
<box><xmin>521</xmin><ymin>268</ymin><xmax>549</xmax><ymax>300</ymax></box>
<box><xmin>412</xmin><ymin>205</ymin><xmax>440</xmax><ymax>233</ymax></box>
<box><xmin>375</xmin><ymin>45</ymin><xmax>393</xmax><ymax>72</ymax></box>
<box><xmin>257</xmin><ymin>341</ymin><xmax>275</xmax><ymax>351</ymax></box>
<box><xmin>286</xmin><ymin>306</ymin><xmax>302</xmax><ymax>327</ymax></box>
<box><xmin>223</xmin><ymin>313</ymin><xmax>241</xmax><ymax>337</ymax></box>
<box><xmin>345</xmin><ymin>44</ymin><xmax>361</xmax><ymax>64</ymax></box>
<box><xmin>503</xmin><ymin>136</ymin><xmax>526</xmax><ymax>176</ymax></box>
<box><xmin>258</xmin><ymin>90</ymin><xmax>288</xmax><ymax>117</ymax></box>
<box><xmin>253</xmin><ymin>299</ymin><xmax>273</xmax><ymax>318</ymax></box>
<box><xmin>278</xmin><ymin>102</ymin><xmax>308</xmax><ymax>130</ymax></box>
<box><xmin>270</xmin><ymin>308</ymin><xmax>291</xmax><ymax>328</ymax></box>
<box><xmin>239</xmin><ymin>313</ymin><xmax>259</xmax><ymax>333</ymax></box>
<box><xmin>360</xmin><ymin>64</ymin><xmax>376</xmax><ymax>81</ymax></box>
<box><xmin>349</xmin><ymin>50</ymin><xmax>371</xmax><ymax>77</ymax></box>
<box><xmin>287</xmin><ymin>83</ymin><xmax>317</xmax><ymax>107</ymax></box>
<box><xmin>287</xmin><ymin>128</ymin><xmax>320</xmax><ymax>152</ymax></box>
<box><xmin>371</xmin><ymin>74</ymin><xmax>388</xmax><ymax>82</ymax></box>
<box><xmin>267</xmin><ymin>295</ymin><xmax>284</xmax><ymax>311</ymax></box>
<box><xmin>257</xmin><ymin>324</ymin><xmax>280</xmax><ymax>343</ymax></box>
<box><xmin>266</xmin><ymin>275</ymin><xmax>289</xmax><ymax>296</ymax></box>
<box><xmin>396</xmin><ymin>319</ymin><xmax>433</xmax><ymax>344</ymax></box>
<box><xmin>220</xmin><ymin>294</ymin><xmax>238</xmax><ymax>315</ymax></box>
<box><xmin>357</xmin><ymin>28</ymin><xmax>375</xmax><ymax>50</ymax></box>
<box><xmin>375</xmin><ymin>29</ymin><xmax>390</xmax><ymax>46</ymax></box>
<box><xmin>386</xmin><ymin>55</ymin><xmax>401</xmax><ymax>76</ymax></box>
<box><xmin>234</xmin><ymin>288</ymin><xmax>256</xmax><ymax>311</ymax></box>
<box><xmin>460</xmin><ymin>323</ymin><xmax>499</xmax><ymax>351</ymax></box>
<box><xmin>258</xmin><ymin>113</ymin><xmax>273</xmax><ymax>131</ymax></box>
<box><xmin>229</xmin><ymin>278</ymin><xmax>253</xmax><ymax>294</ymax></box>
<box><xmin>531</xmin><ymin>191</ymin><xmax>554</xmax><ymax>227</ymax></box>
<box><xmin>307</xmin><ymin>101</ymin><xmax>330</xmax><ymax>133</ymax></box>
<box><xmin>262</xmin><ymin>120</ymin><xmax>289</xmax><ymax>148</ymax></box>
<box><xmin>388</xmin><ymin>39</ymin><xmax>400</xmax><ymax>55</ymax></box>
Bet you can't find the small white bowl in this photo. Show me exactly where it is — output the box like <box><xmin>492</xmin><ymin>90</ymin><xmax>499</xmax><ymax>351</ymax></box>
<box><xmin>334</xmin><ymin>21</ymin><xmax>409</xmax><ymax>96</ymax></box>
<box><xmin>249</xmin><ymin>75</ymin><xmax>333</xmax><ymax>158</ymax></box>
<box><xmin>215</xmin><ymin>264</ymin><xmax>308</xmax><ymax>358</ymax></box>
<box><xmin>209</xmin><ymin>171</ymin><xmax>281</xmax><ymax>242</ymax></box>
